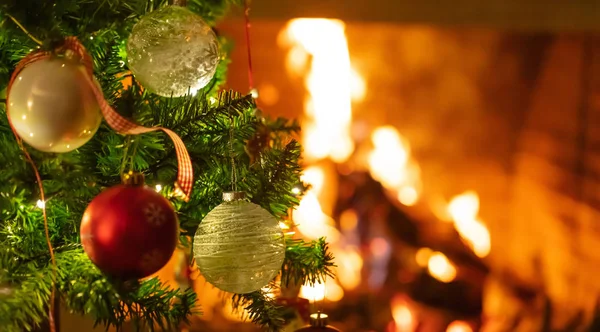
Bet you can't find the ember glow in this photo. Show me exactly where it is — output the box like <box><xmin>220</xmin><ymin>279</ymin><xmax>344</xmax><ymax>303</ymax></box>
<box><xmin>415</xmin><ymin>247</ymin><xmax>433</xmax><ymax>267</ymax></box>
<box><xmin>391</xmin><ymin>295</ymin><xmax>416</xmax><ymax>332</ymax></box>
<box><xmin>448</xmin><ymin>191</ymin><xmax>491</xmax><ymax>257</ymax></box>
<box><xmin>446</xmin><ymin>321</ymin><xmax>473</xmax><ymax>332</ymax></box>
<box><xmin>427</xmin><ymin>252</ymin><xmax>457</xmax><ymax>283</ymax></box>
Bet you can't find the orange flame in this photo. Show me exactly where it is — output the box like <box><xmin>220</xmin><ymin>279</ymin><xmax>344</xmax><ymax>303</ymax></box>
<box><xmin>446</xmin><ymin>321</ymin><xmax>473</xmax><ymax>332</ymax></box>
<box><xmin>293</xmin><ymin>191</ymin><xmax>340</xmax><ymax>243</ymax></box>
<box><xmin>391</xmin><ymin>295</ymin><xmax>416</xmax><ymax>332</ymax></box>
<box><xmin>282</xmin><ymin>18</ymin><xmax>368</xmax><ymax>303</ymax></box>
<box><xmin>447</xmin><ymin>191</ymin><xmax>491</xmax><ymax>257</ymax></box>
<box><xmin>280</xmin><ymin>19</ymin><xmax>359</xmax><ymax>163</ymax></box>
<box><xmin>299</xmin><ymin>277</ymin><xmax>345</xmax><ymax>302</ymax></box>
<box><xmin>427</xmin><ymin>252</ymin><xmax>457</xmax><ymax>283</ymax></box>
<box><xmin>336</xmin><ymin>247</ymin><xmax>363</xmax><ymax>290</ymax></box>
<box><xmin>368</xmin><ymin>126</ymin><xmax>421</xmax><ymax>206</ymax></box>
<box><xmin>415</xmin><ymin>247</ymin><xmax>433</xmax><ymax>267</ymax></box>
<box><xmin>300</xmin><ymin>281</ymin><xmax>325</xmax><ymax>302</ymax></box>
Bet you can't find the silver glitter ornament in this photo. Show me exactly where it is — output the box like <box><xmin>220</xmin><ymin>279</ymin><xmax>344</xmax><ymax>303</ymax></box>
<box><xmin>126</xmin><ymin>6</ymin><xmax>220</xmax><ymax>97</ymax></box>
<box><xmin>193</xmin><ymin>192</ymin><xmax>286</xmax><ymax>294</ymax></box>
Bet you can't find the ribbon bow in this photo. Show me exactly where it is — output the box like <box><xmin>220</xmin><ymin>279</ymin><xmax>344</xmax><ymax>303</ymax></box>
<box><xmin>7</xmin><ymin>37</ymin><xmax>194</xmax><ymax>201</ymax></box>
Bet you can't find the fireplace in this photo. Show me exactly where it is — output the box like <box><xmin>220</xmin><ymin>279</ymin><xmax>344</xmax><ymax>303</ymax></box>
<box><xmin>208</xmin><ymin>8</ymin><xmax>600</xmax><ymax>332</ymax></box>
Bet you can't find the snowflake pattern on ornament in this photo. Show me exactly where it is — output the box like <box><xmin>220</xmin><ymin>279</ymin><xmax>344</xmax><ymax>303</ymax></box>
<box><xmin>143</xmin><ymin>202</ymin><xmax>167</xmax><ymax>226</ymax></box>
<box><xmin>139</xmin><ymin>249</ymin><xmax>165</xmax><ymax>273</ymax></box>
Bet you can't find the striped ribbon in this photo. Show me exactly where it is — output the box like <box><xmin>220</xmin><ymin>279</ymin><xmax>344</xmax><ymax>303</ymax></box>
<box><xmin>7</xmin><ymin>37</ymin><xmax>194</xmax><ymax>201</ymax></box>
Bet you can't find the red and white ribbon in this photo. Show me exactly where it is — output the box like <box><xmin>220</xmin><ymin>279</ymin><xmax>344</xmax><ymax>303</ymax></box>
<box><xmin>7</xmin><ymin>37</ymin><xmax>194</xmax><ymax>201</ymax></box>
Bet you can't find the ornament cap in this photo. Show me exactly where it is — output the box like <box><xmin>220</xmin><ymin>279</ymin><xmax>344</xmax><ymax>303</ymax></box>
<box><xmin>222</xmin><ymin>191</ymin><xmax>246</xmax><ymax>202</ymax></box>
<box><xmin>310</xmin><ymin>312</ymin><xmax>329</xmax><ymax>327</ymax></box>
<box><xmin>121</xmin><ymin>171</ymin><xmax>145</xmax><ymax>186</ymax></box>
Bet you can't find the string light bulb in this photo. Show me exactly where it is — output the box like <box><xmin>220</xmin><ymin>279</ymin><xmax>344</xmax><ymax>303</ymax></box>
<box><xmin>155</xmin><ymin>184</ymin><xmax>163</xmax><ymax>192</ymax></box>
<box><xmin>36</xmin><ymin>200</ymin><xmax>45</xmax><ymax>209</ymax></box>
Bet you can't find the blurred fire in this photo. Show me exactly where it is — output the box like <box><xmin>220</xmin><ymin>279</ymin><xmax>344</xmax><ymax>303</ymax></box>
<box><xmin>301</xmin><ymin>165</ymin><xmax>326</xmax><ymax>195</ymax></box>
<box><xmin>397</xmin><ymin>186</ymin><xmax>419</xmax><ymax>206</ymax></box>
<box><xmin>282</xmin><ymin>18</ymin><xmax>368</xmax><ymax>304</ymax></box>
<box><xmin>415</xmin><ymin>247</ymin><xmax>433</xmax><ymax>267</ymax></box>
<box><xmin>280</xmin><ymin>19</ymin><xmax>357</xmax><ymax>163</ymax></box>
<box><xmin>293</xmin><ymin>191</ymin><xmax>340</xmax><ymax>242</ymax></box>
<box><xmin>336</xmin><ymin>247</ymin><xmax>363</xmax><ymax>290</ymax></box>
<box><xmin>368</xmin><ymin>126</ymin><xmax>422</xmax><ymax>206</ymax></box>
<box><xmin>416</xmin><ymin>248</ymin><xmax>457</xmax><ymax>283</ymax></box>
<box><xmin>299</xmin><ymin>276</ymin><xmax>345</xmax><ymax>302</ymax></box>
<box><xmin>300</xmin><ymin>281</ymin><xmax>326</xmax><ymax>302</ymax></box>
<box><xmin>427</xmin><ymin>252</ymin><xmax>457</xmax><ymax>283</ymax></box>
<box><xmin>390</xmin><ymin>295</ymin><xmax>417</xmax><ymax>332</ymax></box>
<box><xmin>447</xmin><ymin>191</ymin><xmax>491</xmax><ymax>258</ymax></box>
<box><xmin>446</xmin><ymin>321</ymin><xmax>473</xmax><ymax>332</ymax></box>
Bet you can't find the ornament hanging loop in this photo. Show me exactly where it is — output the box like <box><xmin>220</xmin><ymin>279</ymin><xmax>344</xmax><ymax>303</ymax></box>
<box><xmin>229</xmin><ymin>123</ymin><xmax>238</xmax><ymax>191</ymax></box>
<box><xmin>121</xmin><ymin>171</ymin><xmax>145</xmax><ymax>186</ymax></box>
<box><xmin>227</xmin><ymin>99</ymin><xmax>239</xmax><ymax>192</ymax></box>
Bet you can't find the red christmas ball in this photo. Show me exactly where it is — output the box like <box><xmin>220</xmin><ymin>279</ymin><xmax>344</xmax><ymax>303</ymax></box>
<box><xmin>80</xmin><ymin>173</ymin><xmax>178</xmax><ymax>279</ymax></box>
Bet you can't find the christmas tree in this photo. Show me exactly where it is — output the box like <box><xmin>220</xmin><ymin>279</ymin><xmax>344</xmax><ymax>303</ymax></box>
<box><xmin>0</xmin><ymin>0</ymin><xmax>333</xmax><ymax>331</ymax></box>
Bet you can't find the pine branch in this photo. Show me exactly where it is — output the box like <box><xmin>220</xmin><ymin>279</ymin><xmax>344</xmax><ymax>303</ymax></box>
<box><xmin>231</xmin><ymin>290</ymin><xmax>285</xmax><ymax>332</ymax></box>
<box><xmin>251</xmin><ymin>140</ymin><xmax>303</xmax><ymax>218</ymax></box>
<box><xmin>175</xmin><ymin>91</ymin><xmax>254</xmax><ymax>131</ymax></box>
<box><xmin>0</xmin><ymin>249</ymin><xmax>197</xmax><ymax>331</ymax></box>
<box><xmin>282</xmin><ymin>238</ymin><xmax>335</xmax><ymax>287</ymax></box>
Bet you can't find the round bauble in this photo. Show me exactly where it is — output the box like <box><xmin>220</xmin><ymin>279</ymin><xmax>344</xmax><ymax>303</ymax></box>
<box><xmin>7</xmin><ymin>56</ymin><xmax>102</xmax><ymax>153</ymax></box>
<box><xmin>193</xmin><ymin>192</ymin><xmax>285</xmax><ymax>294</ymax></box>
<box><xmin>126</xmin><ymin>5</ymin><xmax>220</xmax><ymax>97</ymax></box>
<box><xmin>80</xmin><ymin>172</ymin><xmax>179</xmax><ymax>279</ymax></box>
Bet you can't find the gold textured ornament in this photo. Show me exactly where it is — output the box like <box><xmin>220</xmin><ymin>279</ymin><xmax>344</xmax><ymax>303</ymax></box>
<box><xmin>193</xmin><ymin>192</ymin><xmax>286</xmax><ymax>294</ymax></box>
<box><xmin>7</xmin><ymin>56</ymin><xmax>102</xmax><ymax>153</ymax></box>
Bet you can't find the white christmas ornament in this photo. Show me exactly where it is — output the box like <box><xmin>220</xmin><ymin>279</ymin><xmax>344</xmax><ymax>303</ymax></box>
<box><xmin>126</xmin><ymin>6</ymin><xmax>220</xmax><ymax>97</ymax></box>
<box><xmin>7</xmin><ymin>56</ymin><xmax>102</xmax><ymax>153</ymax></box>
<box><xmin>193</xmin><ymin>192</ymin><xmax>286</xmax><ymax>294</ymax></box>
